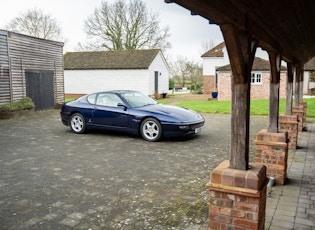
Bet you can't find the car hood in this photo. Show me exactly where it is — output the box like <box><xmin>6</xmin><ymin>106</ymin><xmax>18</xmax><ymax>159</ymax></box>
<box><xmin>137</xmin><ymin>104</ymin><xmax>203</xmax><ymax>122</ymax></box>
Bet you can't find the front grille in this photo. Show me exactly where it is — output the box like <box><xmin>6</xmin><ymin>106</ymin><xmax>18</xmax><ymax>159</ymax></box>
<box><xmin>190</xmin><ymin>121</ymin><xmax>204</xmax><ymax>130</ymax></box>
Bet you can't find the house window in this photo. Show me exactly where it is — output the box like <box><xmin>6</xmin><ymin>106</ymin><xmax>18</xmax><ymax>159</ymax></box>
<box><xmin>251</xmin><ymin>72</ymin><xmax>262</xmax><ymax>84</ymax></box>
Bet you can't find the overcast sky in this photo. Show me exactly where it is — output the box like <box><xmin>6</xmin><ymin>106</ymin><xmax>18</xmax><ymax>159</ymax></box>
<box><xmin>0</xmin><ymin>0</ymin><xmax>224</xmax><ymax>62</ymax></box>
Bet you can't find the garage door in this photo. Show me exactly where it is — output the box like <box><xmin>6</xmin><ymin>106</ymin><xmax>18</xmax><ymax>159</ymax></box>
<box><xmin>25</xmin><ymin>70</ymin><xmax>54</xmax><ymax>110</ymax></box>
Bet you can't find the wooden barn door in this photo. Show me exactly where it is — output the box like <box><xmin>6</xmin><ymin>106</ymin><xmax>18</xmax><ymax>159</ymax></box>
<box><xmin>25</xmin><ymin>70</ymin><xmax>54</xmax><ymax>110</ymax></box>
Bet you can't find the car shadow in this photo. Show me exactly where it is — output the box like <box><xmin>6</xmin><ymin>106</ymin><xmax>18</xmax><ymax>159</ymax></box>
<box><xmin>162</xmin><ymin>134</ymin><xmax>200</xmax><ymax>142</ymax></box>
<box><xmin>64</xmin><ymin>127</ymin><xmax>200</xmax><ymax>142</ymax></box>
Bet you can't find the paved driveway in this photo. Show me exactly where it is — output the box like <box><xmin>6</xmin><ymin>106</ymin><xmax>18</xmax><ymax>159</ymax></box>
<box><xmin>0</xmin><ymin>110</ymin><xmax>268</xmax><ymax>229</ymax></box>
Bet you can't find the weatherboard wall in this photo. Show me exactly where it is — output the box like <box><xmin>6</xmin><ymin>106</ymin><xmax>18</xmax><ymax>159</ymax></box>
<box><xmin>64</xmin><ymin>51</ymin><xmax>170</xmax><ymax>96</ymax></box>
<box><xmin>64</xmin><ymin>69</ymin><xmax>150</xmax><ymax>95</ymax></box>
<box><xmin>148</xmin><ymin>52</ymin><xmax>170</xmax><ymax>95</ymax></box>
<box><xmin>202</xmin><ymin>55</ymin><xmax>229</xmax><ymax>76</ymax></box>
<box><xmin>0</xmin><ymin>30</ymin><xmax>64</xmax><ymax>106</ymax></box>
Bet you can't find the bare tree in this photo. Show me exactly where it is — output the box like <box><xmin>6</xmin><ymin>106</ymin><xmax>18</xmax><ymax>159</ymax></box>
<box><xmin>169</xmin><ymin>56</ymin><xmax>189</xmax><ymax>88</ymax></box>
<box><xmin>5</xmin><ymin>8</ymin><xmax>62</xmax><ymax>41</ymax></box>
<box><xmin>84</xmin><ymin>0</ymin><xmax>171</xmax><ymax>51</ymax></box>
<box><xmin>186</xmin><ymin>61</ymin><xmax>203</xmax><ymax>92</ymax></box>
<box><xmin>200</xmin><ymin>39</ymin><xmax>215</xmax><ymax>54</ymax></box>
<box><xmin>170</xmin><ymin>56</ymin><xmax>203</xmax><ymax>91</ymax></box>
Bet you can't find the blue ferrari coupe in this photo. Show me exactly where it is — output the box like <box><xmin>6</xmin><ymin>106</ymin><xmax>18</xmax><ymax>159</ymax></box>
<box><xmin>60</xmin><ymin>90</ymin><xmax>204</xmax><ymax>141</ymax></box>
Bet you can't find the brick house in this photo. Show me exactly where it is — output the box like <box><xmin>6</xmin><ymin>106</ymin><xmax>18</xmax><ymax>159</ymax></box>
<box><xmin>216</xmin><ymin>57</ymin><xmax>287</xmax><ymax>100</ymax></box>
<box><xmin>202</xmin><ymin>42</ymin><xmax>315</xmax><ymax>99</ymax></box>
<box><xmin>202</xmin><ymin>42</ymin><xmax>289</xmax><ymax>100</ymax></box>
<box><xmin>304</xmin><ymin>57</ymin><xmax>315</xmax><ymax>94</ymax></box>
<box><xmin>201</xmin><ymin>42</ymin><xmax>229</xmax><ymax>94</ymax></box>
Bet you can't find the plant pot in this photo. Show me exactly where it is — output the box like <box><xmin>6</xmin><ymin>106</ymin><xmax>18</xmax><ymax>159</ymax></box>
<box><xmin>211</xmin><ymin>91</ymin><xmax>218</xmax><ymax>99</ymax></box>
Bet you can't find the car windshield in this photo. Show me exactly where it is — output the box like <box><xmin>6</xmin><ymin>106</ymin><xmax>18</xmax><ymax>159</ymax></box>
<box><xmin>120</xmin><ymin>91</ymin><xmax>157</xmax><ymax>108</ymax></box>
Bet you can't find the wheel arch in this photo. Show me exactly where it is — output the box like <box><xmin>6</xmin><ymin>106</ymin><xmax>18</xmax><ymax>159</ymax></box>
<box><xmin>66</xmin><ymin>110</ymin><xmax>83</xmax><ymax>125</ymax></box>
<box><xmin>139</xmin><ymin>116</ymin><xmax>164</xmax><ymax>142</ymax></box>
<box><xmin>138</xmin><ymin>116</ymin><xmax>163</xmax><ymax>134</ymax></box>
<box><xmin>69</xmin><ymin>112</ymin><xmax>87</xmax><ymax>134</ymax></box>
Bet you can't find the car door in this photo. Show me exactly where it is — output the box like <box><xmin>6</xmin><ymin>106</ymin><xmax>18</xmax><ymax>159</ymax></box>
<box><xmin>92</xmin><ymin>93</ymin><xmax>130</xmax><ymax>127</ymax></box>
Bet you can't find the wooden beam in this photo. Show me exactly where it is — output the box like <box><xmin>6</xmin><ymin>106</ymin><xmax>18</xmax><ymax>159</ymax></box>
<box><xmin>286</xmin><ymin>62</ymin><xmax>294</xmax><ymax>115</ymax></box>
<box><xmin>220</xmin><ymin>24</ymin><xmax>257</xmax><ymax>170</ymax></box>
<box><xmin>268</xmin><ymin>51</ymin><xmax>281</xmax><ymax>133</ymax></box>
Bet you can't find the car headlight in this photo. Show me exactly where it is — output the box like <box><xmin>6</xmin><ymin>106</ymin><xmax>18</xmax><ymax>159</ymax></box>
<box><xmin>179</xmin><ymin>125</ymin><xmax>190</xmax><ymax>130</ymax></box>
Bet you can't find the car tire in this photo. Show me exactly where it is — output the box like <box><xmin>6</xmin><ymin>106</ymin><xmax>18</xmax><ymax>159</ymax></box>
<box><xmin>70</xmin><ymin>113</ymin><xmax>86</xmax><ymax>134</ymax></box>
<box><xmin>140</xmin><ymin>118</ymin><xmax>162</xmax><ymax>142</ymax></box>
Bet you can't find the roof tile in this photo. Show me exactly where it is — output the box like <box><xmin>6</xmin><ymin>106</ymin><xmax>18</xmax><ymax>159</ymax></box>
<box><xmin>217</xmin><ymin>57</ymin><xmax>287</xmax><ymax>71</ymax></box>
<box><xmin>201</xmin><ymin>42</ymin><xmax>225</xmax><ymax>57</ymax></box>
<box><xmin>64</xmin><ymin>49</ymin><xmax>160</xmax><ymax>70</ymax></box>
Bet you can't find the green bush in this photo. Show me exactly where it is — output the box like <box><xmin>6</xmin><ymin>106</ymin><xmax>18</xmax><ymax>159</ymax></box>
<box><xmin>169</xmin><ymin>78</ymin><xmax>175</xmax><ymax>90</ymax></box>
<box><xmin>0</xmin><ymin>97</ymin><xmax>35</xmax><ymax>112</ymax></box>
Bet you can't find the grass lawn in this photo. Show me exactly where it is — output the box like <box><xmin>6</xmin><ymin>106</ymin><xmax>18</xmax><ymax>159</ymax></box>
<box><xmin>65</xmin><ymin>95</ymin><xmax>315</xmax><ymax>118</ymax></box>
<box><xmin>159</xmin><ymin>97</ymin><xmax>315</xmax><ymax>118</ymax></box>
<box><xmin>65</xmin><ymin>97</ymin><xmax>78</xmax><ymax>102</ymax></box>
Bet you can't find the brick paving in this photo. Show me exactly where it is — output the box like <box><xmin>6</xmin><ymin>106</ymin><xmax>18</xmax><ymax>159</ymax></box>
<box><xmin>266</xmin><ymin>119</ymin><xmax>315</xmax><ymax>230</ymax></box>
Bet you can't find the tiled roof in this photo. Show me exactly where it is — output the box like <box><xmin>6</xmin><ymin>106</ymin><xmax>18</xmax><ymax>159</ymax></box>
<box><xmin>64</xmin><ymin>49</ymin><xmax>161</xmax><ymax>70</ymax></box>
<box><xmin>217</xmin><ymin>57</ymin><xmax>287</xmax><ymax>71</ymax></box>
<box><xmin>304</xmin><ymin>57</ymin><xmax>315</xmax><ymax>71</ymax></box>
<box><xmin>201</xmin><ymin>42</ymin><xmax>225</xmax><ymax>57</ymax></box>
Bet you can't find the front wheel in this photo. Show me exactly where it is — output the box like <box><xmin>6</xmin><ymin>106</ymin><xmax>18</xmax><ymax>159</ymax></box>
<box><xmin>140</xmin><ymin>118</ymin><xmax>162</xmax><ymax>142</ymax></box>
<box><xmin>70</xmin><ymin>113</ymin><xmax>86</xmax><ymax>134</ymax></box>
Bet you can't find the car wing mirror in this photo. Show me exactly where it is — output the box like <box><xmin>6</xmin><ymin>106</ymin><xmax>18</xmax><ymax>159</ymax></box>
<box><xmin>117</xmin><ymin>103</ymin><xmax>127</xmax><ymax>110</ymax></box>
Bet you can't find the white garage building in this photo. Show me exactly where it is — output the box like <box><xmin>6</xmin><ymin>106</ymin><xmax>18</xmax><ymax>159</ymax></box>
<box><xmin>64</xmin><ymin>49</ymin><xmax>170</xmax><ymax>98</ymax></box>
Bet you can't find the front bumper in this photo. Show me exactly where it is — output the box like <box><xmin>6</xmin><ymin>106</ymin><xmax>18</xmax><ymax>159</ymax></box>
<box><xmin>162</xmin><ymin>120</ymin><xmax>205</xmax><ymax>137</ymax></box>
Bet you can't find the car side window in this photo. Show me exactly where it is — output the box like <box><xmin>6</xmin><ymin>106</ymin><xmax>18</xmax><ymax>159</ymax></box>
<box><xmin>87</xmin><ymin>94</ymin><xmax>96</xmax><ymax>104</ymax></box>
<box><xmin>96</xmin><ymin>93</ymin><xmax>123</xmax><ymax>107</ymax></box>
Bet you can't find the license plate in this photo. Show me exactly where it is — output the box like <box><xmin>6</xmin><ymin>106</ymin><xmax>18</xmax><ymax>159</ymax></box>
<box><xmin>195</xmin><ymin>127</ymin><xmax>202</xmax><ymax>133</ymax></box>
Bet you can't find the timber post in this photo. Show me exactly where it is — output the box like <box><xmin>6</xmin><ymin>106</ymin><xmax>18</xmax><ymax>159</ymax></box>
<box><xmin>267</xmin><ymin>51</ymin><xmax>281</xmax><ymax>133</ymax></box>
<box><xmin>255</xmin><ymin>52</ymin><xmax>289</xmax><ymax>185</ymax></box>
<box><xmin>278</xmin><ymin>62</ymin><xmax>298</xmax><ymax>149</ymax></box>
<box><xmin>294</xmin><ymin>65</ymin><xmax>302</xmax><ymax>106</ymax></box>
<box><xmin>207</xmin><ymin>24</ymin><xmax>268</xmax><ymax>230</ymax></box>
<box><xmin>286</xmin><ymin>63</ymin><xmax>294</xmax><ymax>115</ymax></box>
<box><xmin>298</xmin><ymin>66</ymin><xmax>308</xmax><ymax>123</ymax></box>
<box><xmin>292</xmin><ymin>65</ymin><xmax>306</xmax><ymax>131</ymax></box>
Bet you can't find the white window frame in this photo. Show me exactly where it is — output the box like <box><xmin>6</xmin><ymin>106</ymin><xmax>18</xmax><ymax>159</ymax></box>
<box><xmin>251</xmin><ymin>72</ymin><xmax>262</xmax><ymax>85</ymax></box>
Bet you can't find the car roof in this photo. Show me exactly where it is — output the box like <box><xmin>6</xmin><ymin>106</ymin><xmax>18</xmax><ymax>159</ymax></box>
<box><xmin>93</xmin><ymin>90</ymin><xmax>138</xmax><ymax>94</ymax></box>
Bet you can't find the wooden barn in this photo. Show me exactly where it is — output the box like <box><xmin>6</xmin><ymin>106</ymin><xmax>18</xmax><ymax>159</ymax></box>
<box><xmin>0</xmin><ymin>29</ymin><xmax>64</xmax><ymax>110</ymax></box>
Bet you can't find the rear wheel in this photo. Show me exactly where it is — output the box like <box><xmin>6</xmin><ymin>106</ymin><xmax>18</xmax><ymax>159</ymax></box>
<box><xmin>70</xmin><ymin>113</ymin><xmax>86</xmax><ymax>134</ymax></box>
<box><xmin>140</xmin><ymin>118</ymin><xmax>162</xmax><ymax>142</ymax></box>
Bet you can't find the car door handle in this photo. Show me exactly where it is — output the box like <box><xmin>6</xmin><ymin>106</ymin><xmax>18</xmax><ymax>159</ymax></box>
<box><xmin>92</xmin><ymin>107</ymin><xmax>97</xmax><ymax>116</ymax></box>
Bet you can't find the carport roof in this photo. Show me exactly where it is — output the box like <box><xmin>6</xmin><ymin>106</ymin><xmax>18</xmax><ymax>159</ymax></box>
<box><xmin>166</xmin><ymin>0</ymin><xmax>315</xmax><ymax>65</ymax></box>
<box><xmin>64</xmin><ymin>49</ymin><xmax>161</xmax><ymax>70</ymax></box>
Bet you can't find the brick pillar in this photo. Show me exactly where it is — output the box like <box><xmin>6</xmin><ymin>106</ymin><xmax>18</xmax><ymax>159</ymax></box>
<box><xmin>206</xmin><ymin>160</ymin><xmax>267</xmax><ymax>230</ymax></box>
<box><xmin>278</xmin><ymin>115</ymin><xmax>298</xmax><ymax>149</ymax></box>
<box><xmin>299</xmin><ymin>101</ymin><xmax>307</xmax><ymax>123</ymax></box>
<box><xmin>292</xmin><ymin>106</ymin><xmax>304</xmax><ymax>132</ymax></box>
<box><xmin>254</xmin><ymin>129</ymin><xmax>288</xmax><ymax>185</ymax></box>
